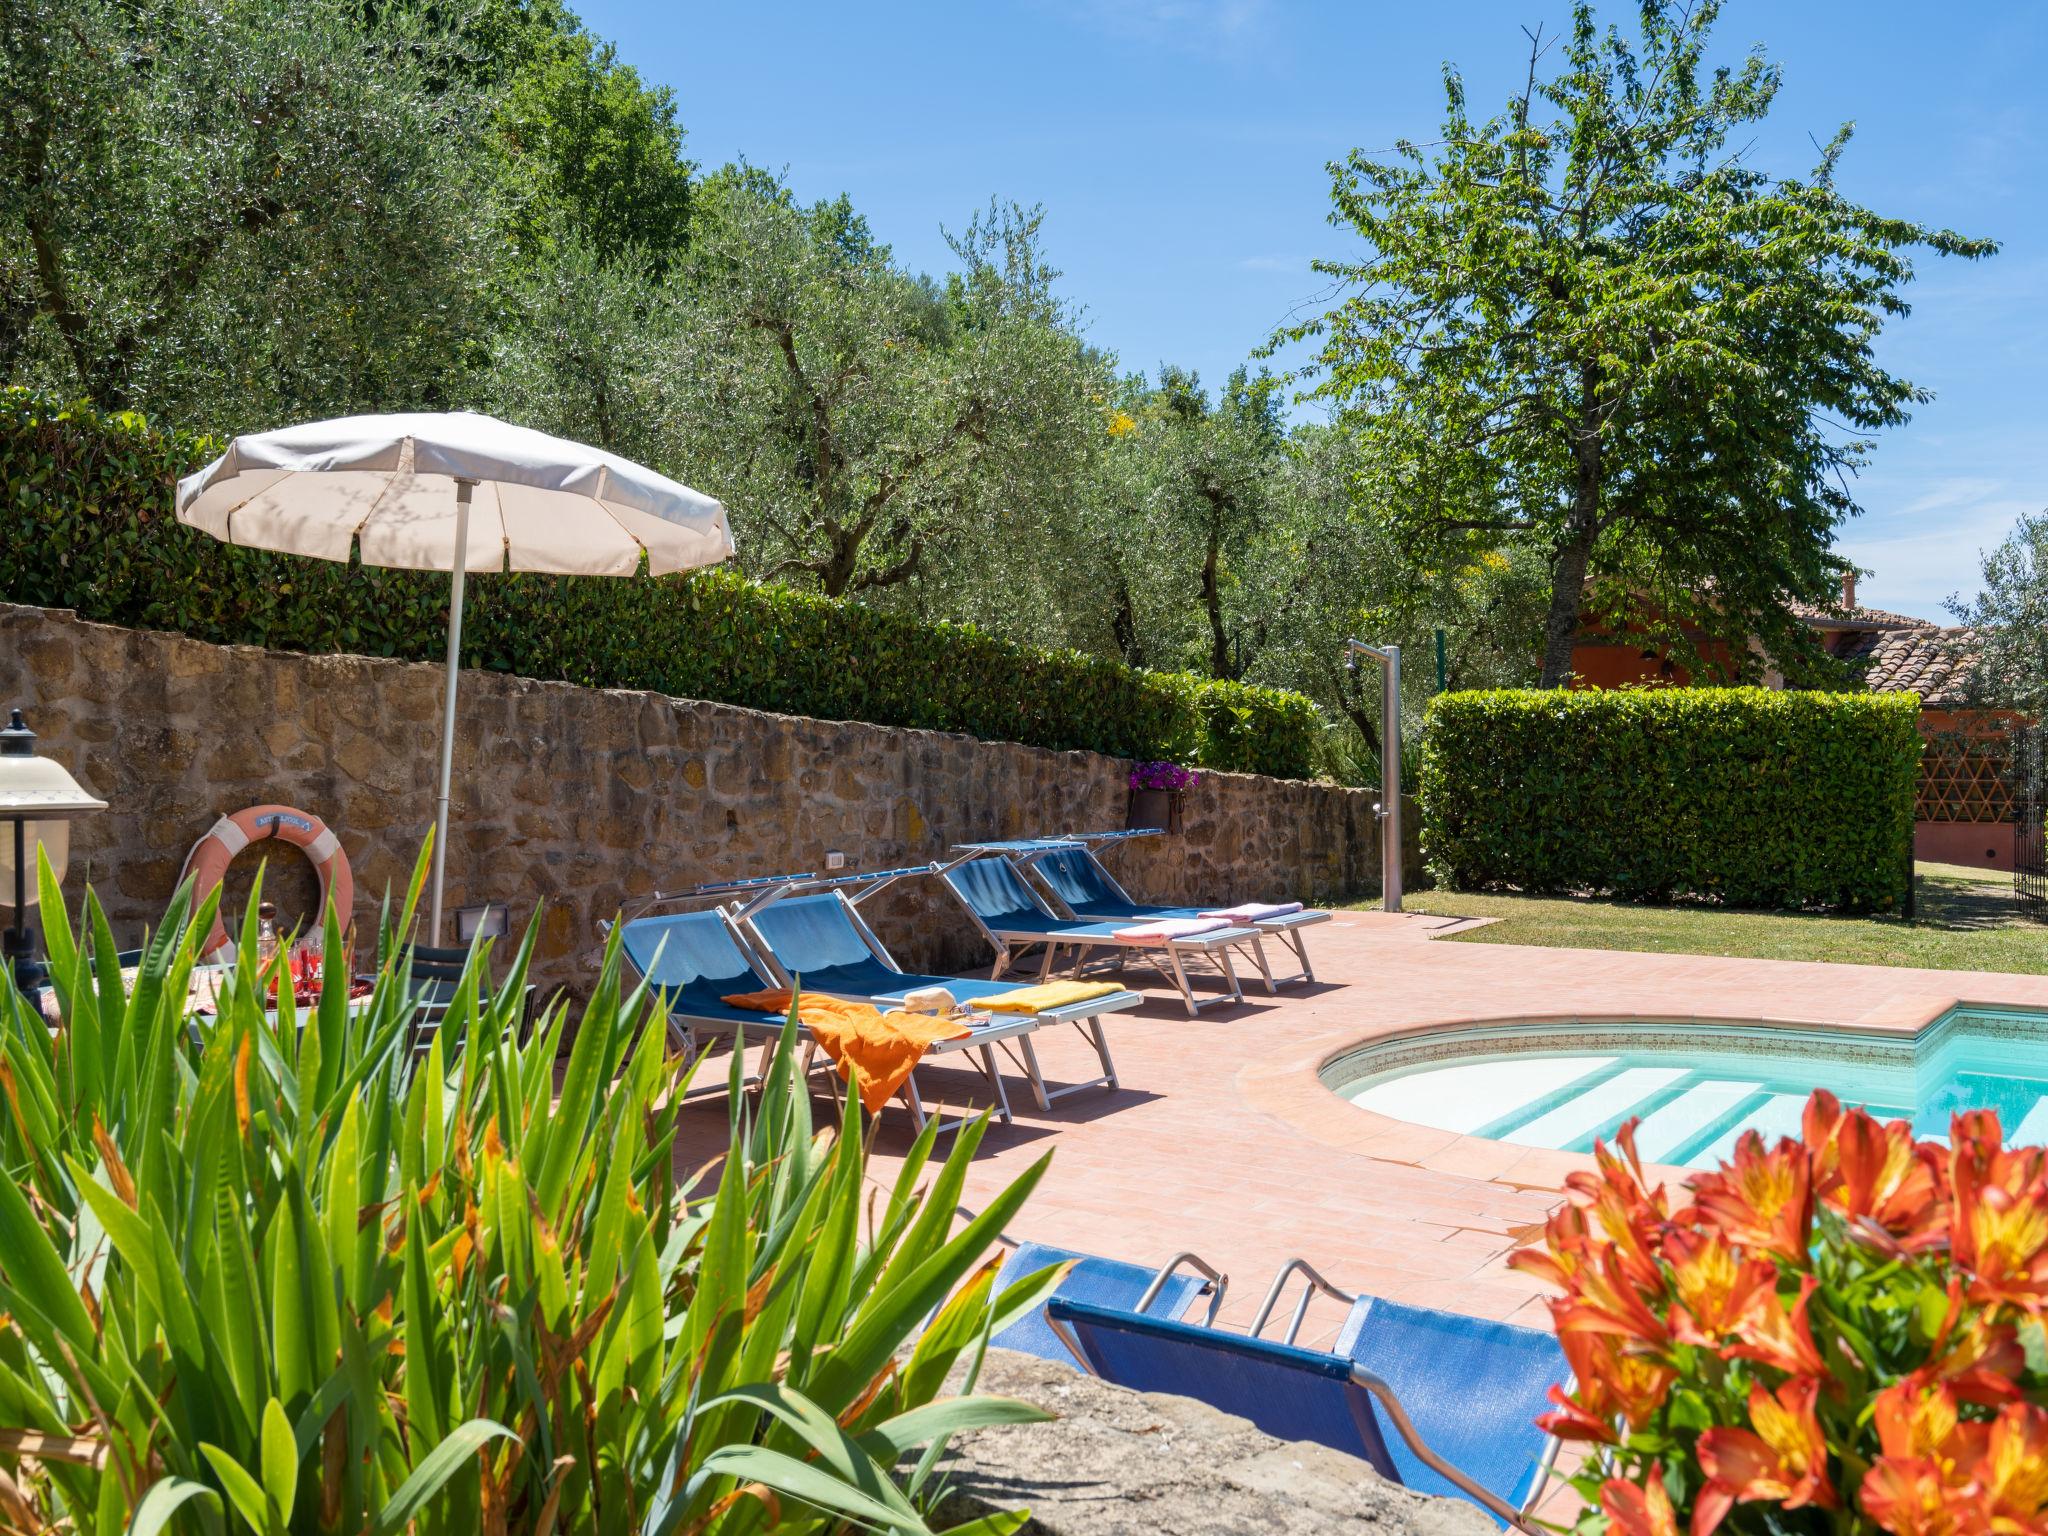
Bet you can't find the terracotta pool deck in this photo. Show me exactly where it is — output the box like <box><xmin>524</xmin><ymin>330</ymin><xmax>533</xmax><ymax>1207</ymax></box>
<box><xmin>682</xmin><ymin>913</ymin><xmax>2048</xmax><ymax>1346</ymax></box>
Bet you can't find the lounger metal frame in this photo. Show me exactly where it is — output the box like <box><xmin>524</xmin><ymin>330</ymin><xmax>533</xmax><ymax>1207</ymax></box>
<box><xmin>727</xmin><ymin>870</ymin><xmax>1139</xmax><ymax>1112</ymax></box>
<box><xmin>952</xmin><ymin>1216</ymin><xmax>1233</xmax><ymax>1343</ymax></box>
<box><xmin>941</xmin><ymin>842</ymin><xmax>1267</xmax><ymax>1017</ymax></box>
<box><xmin>614</xmin><ymin>897</ymin><xmax>1024</xmax><ymax>1135</ymax></box>
<box><xmin>998</xmin><ymin>1238</ymin><xmax>1232</xmax><ymax>1327</ymax></box>
<box><xmin>1247</xmin><ymin>1256</ymin><xmax>1567</xmax><ymax>1524</ymax></box>
<box><xmin>1060</xmin><ymin>828</ymin><xmax>1334</xmax><ymax>987</ymax></box>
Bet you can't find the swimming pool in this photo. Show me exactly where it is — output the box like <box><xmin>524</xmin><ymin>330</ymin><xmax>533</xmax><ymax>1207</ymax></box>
<box><xmin>1324</xmin><ymin>1010</ymin><xmax>2048</xmax><ymax>1169</ymax></box>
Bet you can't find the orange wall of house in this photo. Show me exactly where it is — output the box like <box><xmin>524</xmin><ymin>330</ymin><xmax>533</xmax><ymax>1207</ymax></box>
<box><xmin>1568</xmin><ymin>640</ymin><xmax>1741</xmax><ymax>690</ymax></box>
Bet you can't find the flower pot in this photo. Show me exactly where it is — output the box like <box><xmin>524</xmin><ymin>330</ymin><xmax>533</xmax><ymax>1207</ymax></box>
<box><xmin>1126</xmin><ymin>787</ymin><xmax>1181</xmax><ymax>833</ymax></box>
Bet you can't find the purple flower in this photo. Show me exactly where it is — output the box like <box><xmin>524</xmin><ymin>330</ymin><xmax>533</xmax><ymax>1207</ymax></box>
<box><xmin>1129</xmin><ymin>760</ymin><xmax>1200</xmax><ymax>792</ymax></box>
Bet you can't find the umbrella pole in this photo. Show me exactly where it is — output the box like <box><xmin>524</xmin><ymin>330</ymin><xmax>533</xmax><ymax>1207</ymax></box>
<box><xmin>429</xmin><ymin>479</ymin><xmax>474</xmax><ymax>945</ymax></box>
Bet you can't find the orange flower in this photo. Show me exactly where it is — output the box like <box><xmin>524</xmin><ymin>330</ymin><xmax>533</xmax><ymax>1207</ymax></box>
<box><xmin>1537</xmin><ymin>1380</ymin><xmax>1619</xmax><ymax>1445</ymax></box>
<box><xmin>1860</xmin><ymin>1457</ymin><xmax>1968</xmax><ymax>1536</ymax></box>
<box><xmin>1694</xmin><ymin>1376</ymin><xmax>1837</xmax><ymax>1535</ymax></box>
<box><xmin>1958</xmin><ymin>1181</ymin><xmax>2048</xmax><ymax>1309</ymax></box>
<box><xmin>1552</xmin><ymin>1248</ymin><xmax>1673</xmax><ymax>1353</ymax></box>
<box><xmin>1925</xmin><ymin>1280</ymin><xmax>2025</xmax><ymax>1404</ymax></box>
<box><xmin>1691</xmin><ymin>1130</ymin><xmax>1814</xmax><ymax>1265</ymax></box>
<box><xmin>1665</xmin><ymin>1227</ymin><xmax>1775</xmax><ymax>1346</ymax></box>
<box><xmin>1873</xmin><ymin>1376</ymin><xmax>1983</xmax><ymax>1467</ymax></box>
<box><xmin>1817</xmin><ymin>1105</ymin><xmax>1948</xmax><ymax>1251</ymax></box>
<box><xmin>1857</xmin><ymin>1378</ymin><xmax>1989</xmax><ymax>1536</ymax></box>
<box><xmin>1601</xmin><ymin>1467</ymin><xmax>1679</xmax><ymax>1536</ymax></box>
<box><xmin>1975</xmin><ymin>1400</ymin><xmax>2048</xmax><ymax>1530</ymax></box>
<box><xmin>1569</xmin><ymin>1121</ymin><xmax>1673</xmax><ymax>1290</ymax></box>
<box><xmin>1508</xmin><ymin>1201</ymin><xmax>1597</xmax><ymax>1293</ymax></box>
<box><xmin>1540</xmin><ymin>1328</ymin><xmax>1675</xmax><ymax>1440</ymax></box>
<box><xmin>1723</xmin><ymin>1273</ymin><xmax>1827</xmax><ymax>1378</ymax></box>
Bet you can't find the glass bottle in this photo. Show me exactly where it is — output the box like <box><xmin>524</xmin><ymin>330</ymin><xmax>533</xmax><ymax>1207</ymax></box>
<box><xmin>256</xmin><ymin>900</ymin><xmax>280</xmax><ymax>977</ymax></box>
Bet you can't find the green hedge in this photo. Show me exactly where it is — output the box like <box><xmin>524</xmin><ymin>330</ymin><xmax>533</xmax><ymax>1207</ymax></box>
<box><xmin>1420</xmin><ymin>687</ymin><xmax>1921</xmax><ymax>911</ymax></box>
<box><xmin>0</xmin><ymin>389</ymin><xmax>1324</xmax><ymax>777</ymax></box>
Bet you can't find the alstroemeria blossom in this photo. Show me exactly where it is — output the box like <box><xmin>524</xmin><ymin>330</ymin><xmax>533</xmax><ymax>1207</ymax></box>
<box><xmin>1694</xmin><ymin>1377</ymin><xmax>1838</xmax><ymax>1534</ymax></box>
<box><xmin>1512</xmin><ymin>1096</ymin><xmax>2048</xmax><ymax>1536</ymax></box>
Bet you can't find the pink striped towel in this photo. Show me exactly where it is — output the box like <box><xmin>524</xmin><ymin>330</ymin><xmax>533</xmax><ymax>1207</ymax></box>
<box><xmin>1114</xmin><ymin>917</ymin><xmax>1230</xmax><ymax>941</ymax></box>
<box><xmin>1200</xmin><ymin>902</ymin><xmax>1304</xmax><ymax>922</ymax></box>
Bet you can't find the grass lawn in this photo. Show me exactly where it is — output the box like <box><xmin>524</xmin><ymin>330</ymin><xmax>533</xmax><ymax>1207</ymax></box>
<box><xmin>1374</xmin><ymin>862</ymin><xmax>2048</xmax><ymax>974</ymax></box>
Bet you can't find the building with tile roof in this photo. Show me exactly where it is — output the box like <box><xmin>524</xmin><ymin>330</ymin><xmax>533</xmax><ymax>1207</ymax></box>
<box><xmin>1569</xmin><ymin>573</ymin><xmax>2016</xmax><ymax>870</ymax></box>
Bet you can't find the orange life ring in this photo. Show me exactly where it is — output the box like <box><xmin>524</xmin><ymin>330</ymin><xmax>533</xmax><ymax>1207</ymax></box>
<box><xmin>178</xmin><ymin>804</ymin><xmax>355</xmax><ymax>957</ymax></box>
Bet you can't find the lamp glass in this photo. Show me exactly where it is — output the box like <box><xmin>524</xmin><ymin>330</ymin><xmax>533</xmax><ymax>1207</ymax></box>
<box><xmin>0</xmin><ymin>819</ymin><xmax>68</xmax><ymax>907</ymax></box>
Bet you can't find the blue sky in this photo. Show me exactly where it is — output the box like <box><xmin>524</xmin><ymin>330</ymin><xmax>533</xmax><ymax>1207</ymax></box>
<box><xmin>574</xmin><ymin>0</ymin><xmax>2045</xmax><ymax>623</ymax></box>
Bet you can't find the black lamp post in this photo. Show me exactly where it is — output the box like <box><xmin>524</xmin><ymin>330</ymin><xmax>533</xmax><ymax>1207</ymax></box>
<box><xmin>0</xmin><ymin>709</ymin><xmax>107</xmax><ymax>993</ymax></box>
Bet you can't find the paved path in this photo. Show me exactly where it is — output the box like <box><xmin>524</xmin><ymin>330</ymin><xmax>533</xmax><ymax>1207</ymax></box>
<box><xmin>676</xmin><ymin>913</ymin><xmax>2048</xmax><ymax>1347</ymax></box>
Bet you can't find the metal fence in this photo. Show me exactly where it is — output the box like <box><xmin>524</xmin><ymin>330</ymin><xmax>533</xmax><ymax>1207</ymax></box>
<box><xmin>2016</xmin><ymin>724</ymin><xmax>2048</xmax><ymax>920</ymax></box>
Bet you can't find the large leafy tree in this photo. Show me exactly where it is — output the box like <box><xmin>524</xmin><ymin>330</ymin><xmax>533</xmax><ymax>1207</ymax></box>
<box><xmin>670</xmin><ymin>172</ymin><xmax>1105</xmax><ymax>598</ymax></box>
<box><xmin>1275</xmin><ymin>0</ymin><xmax>1994</xmax><ymax>687</ymax></box>
<box><xmin>1</xmin><ymin>0</ymin><xmax>488</xmax><ymax>424</ymax></box>
<box><xmin>1095</xmin><ymin>367</ymin><xmax>1288</xmax><ymax>680</ymax></box>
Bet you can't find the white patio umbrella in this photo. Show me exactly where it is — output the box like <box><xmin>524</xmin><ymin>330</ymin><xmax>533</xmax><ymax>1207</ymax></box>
<box><xmin>176</xmin><ymin>411</ymin><xmax>735</xmax><ymax>940</ymax></box>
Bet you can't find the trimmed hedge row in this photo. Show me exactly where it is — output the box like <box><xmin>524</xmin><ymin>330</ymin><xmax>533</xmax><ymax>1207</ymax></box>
<box><xmin>0</xmin><ymin>389</ymin><xmax>1325</xmax><ymax>777</ymax></box>
<box><xmin>1420</xmin><ymin>687</ymin><xmax>1922</xmax><ymax>911</ymax></box>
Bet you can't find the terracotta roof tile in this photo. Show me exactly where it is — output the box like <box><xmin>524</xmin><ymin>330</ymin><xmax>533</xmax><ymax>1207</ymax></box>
<box><xmin>1841</xmin><ymin>625</ymin><xmax>1983</xmax><ymax>706</ymax></box>
<box><xmin>1788</xmin><ymin>599</ymin><xmax>1936</xmax><ymax>631</ymax></box>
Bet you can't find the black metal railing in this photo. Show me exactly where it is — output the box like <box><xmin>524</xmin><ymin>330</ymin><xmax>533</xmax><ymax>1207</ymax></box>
<box><xmin>2015</xmin><ymin>724</ymin><xmax>2048</xmax><ymax>920</ymax></box>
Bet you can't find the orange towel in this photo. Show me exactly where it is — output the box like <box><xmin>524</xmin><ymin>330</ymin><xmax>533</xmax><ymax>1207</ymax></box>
<box><xmin>720</xmin><ymin>988</ymin><xmax>970</xmax><ymax>1113</ymax></box>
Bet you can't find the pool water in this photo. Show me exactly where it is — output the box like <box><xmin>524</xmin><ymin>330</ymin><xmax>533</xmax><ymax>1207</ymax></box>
<box><xmin>1333</xmin><ymin>1010</ymin><xmax>2048</xmax><ymax>1169</ymax></box>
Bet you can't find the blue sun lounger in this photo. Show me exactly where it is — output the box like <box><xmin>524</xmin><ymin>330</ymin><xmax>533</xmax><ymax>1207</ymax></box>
<box><xmin>934</xmin><ymin>852</ymin><xmax>1265</xmax><ymax>1017</ymax></box>
<box><xmin>1035</xmin><ymin>831</ymin><xmax>1332</xmax><ymax>987</ymax></box>
<box><xmin>615</xmin><ymin>902</ymin><xmax>1033</xmax><ymax>1131</ymax></box>
<box><xmin>1045</xmin><ymin>1290</ymin><xmax>1562</xmax><ymax>1531</ymax></box>
<box><xmin>734</xmin><ymin>874</ymin><xmax>1143</xmax><ymax>1111</ymax></box>
<box><xmin>985</xmin><ymin>1239</ymin><xmax>1227</xmax><ymax>1362</ymax></box>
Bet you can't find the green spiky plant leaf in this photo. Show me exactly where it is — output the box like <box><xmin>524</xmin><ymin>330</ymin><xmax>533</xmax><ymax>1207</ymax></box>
<box><xmin>0</xmin><ymin>846</ymin><xmax>1053</xmax><ymax>1533</ymax></box>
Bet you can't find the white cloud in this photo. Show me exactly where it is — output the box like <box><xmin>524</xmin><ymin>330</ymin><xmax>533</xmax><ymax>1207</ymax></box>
<box><xmin>1841</xmin><ymin>486</ymin><xmax>2041</xmax><ymax>621</ymax></box>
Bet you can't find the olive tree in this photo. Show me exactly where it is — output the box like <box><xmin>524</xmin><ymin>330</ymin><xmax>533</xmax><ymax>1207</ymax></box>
<box><xmin>668</xmin><ymin>173</ymin><xmax>1106</xmax><ymax>598</ymax></box>
<box><xmin>1</xmin><ymin>0</ymin><xmax>488</xmax><ymax>425</ymax></box>
<box><xmin>1951</xmin><ymin>510</ymin><xmax>2048</xmax><ymax>711</ymax></box>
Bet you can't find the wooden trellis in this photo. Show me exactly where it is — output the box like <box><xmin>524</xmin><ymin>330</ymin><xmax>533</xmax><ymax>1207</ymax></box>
<box><xmin>1919</xmin><ymin>721</ymin><xmax>2017</xmax><ymax>824</ymax></box>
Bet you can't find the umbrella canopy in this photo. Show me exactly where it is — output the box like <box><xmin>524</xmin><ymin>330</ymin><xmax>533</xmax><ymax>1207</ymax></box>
<box><xmin>176</xmin><ymin>410</ymin><xmax>732</xmax><ymax>576</ymax></box>
<box><xmin>176</xmin><ymin>411</ymin><xmax>735</xmax><ymax>941</ymax></box>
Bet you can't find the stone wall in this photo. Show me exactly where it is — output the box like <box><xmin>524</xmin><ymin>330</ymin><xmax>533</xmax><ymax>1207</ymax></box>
<box><xmin>0</xmin><ymin>603</ymin><xmax>1381</xmax><ymax>998</ymax></box>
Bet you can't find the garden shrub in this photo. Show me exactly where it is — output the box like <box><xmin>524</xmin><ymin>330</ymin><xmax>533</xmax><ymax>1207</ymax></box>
<box><xmin>0</xmin><ymin>388</ymin><xmax>1323</xmax><ymax>778</ymax></box>
<box><xmin>0</xmin><ymin>851</ymin><xmax>1059</xmax><ymax>1532</ymax></box>
<box><xmin>1420</xmin><ymin>687</ymin><xmax>1921</xmax><ymax>910</ymax></box>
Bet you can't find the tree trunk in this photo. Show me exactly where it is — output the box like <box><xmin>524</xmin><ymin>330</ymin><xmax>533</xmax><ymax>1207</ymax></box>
<box><xmin>818</xmin><ymin>530</ymin><xmax>859</xmax><ymax>597</ymax></box>
<box><xmin>1539</xmin><ymin>380</ymin><xmax>1604</xmax><ymax>688</ymax></box>
<box><xmin>1200</xmin><ymin>531</ymin><xmax>1232</xmax><ymax>680</ymax></box>
<box><xmin>1537</xmin><ymin>525</ymin><xmax>1597</xmax><ymax>688</ymax></box>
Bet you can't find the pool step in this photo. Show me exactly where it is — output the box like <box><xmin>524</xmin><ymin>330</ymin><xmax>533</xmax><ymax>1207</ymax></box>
<box><xmin>1619</xmin><ymin>1077</ymin><xmax>1772</xmax><ymax>1165</ymax></box>
<box><xmin>1349</xmin><ymin>1054</ymin><xmax>1620</xmax><ymax>1135</ymax></box>
<box><xmin>1485</xmin><ymin>1065</ymin><xmax>1690</xmax><ymax>1151</ymax></box>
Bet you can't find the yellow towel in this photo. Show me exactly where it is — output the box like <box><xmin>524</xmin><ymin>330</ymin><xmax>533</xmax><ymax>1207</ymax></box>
<box><xmin>979</xmin><ymin>979</ymin><xmax>1125</xmax><ymax>1015</ymax></box>
<box><xmin>720</xmin><ymin>988</ymin><xmax>969</xmax><ymax>1113</ymax></box>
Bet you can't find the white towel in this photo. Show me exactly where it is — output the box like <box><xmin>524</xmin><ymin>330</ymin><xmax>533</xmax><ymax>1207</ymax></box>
<box><xmin>1199</xmin><ymin>901</ymin><xmax>1304</xmax><ymax>922</ymax></box>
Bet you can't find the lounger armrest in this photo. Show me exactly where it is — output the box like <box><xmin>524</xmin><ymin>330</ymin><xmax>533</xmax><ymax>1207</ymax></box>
<box><xmin>1250</xmin><ymin>1257</ymin><xmax>1358</xmax><ymax>1345</ymax></box>
<box><xmin>1137</xmin><ymin>1253</ymin><xmax>1227</xmax><ymax>1325</ymax></box>
<box><xmin>1348</xmin><ymin>1367</ymin><xmax>1539</xmax><ymax>1534</ymax></box>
